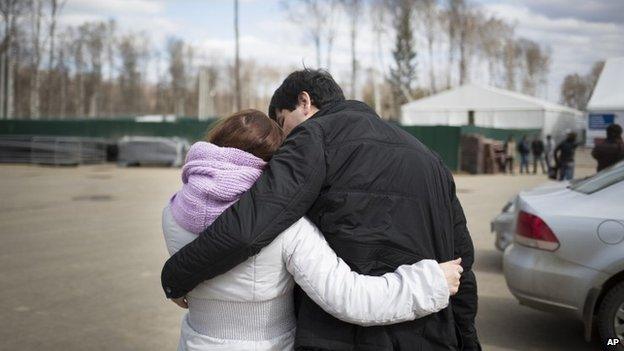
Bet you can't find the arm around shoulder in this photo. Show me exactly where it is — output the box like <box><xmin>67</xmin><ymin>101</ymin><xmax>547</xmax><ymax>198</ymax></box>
<box><xmin>281</xmin><ymin>218</ymin><xmax>450</xmax><ymax>326</ymax></box>
<box><xmin>161</xmin><ymin>122</ymin><xmax>327</xmax><ymax>299</ymax></box>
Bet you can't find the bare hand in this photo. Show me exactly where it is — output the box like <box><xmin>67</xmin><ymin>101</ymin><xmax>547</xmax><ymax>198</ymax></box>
<box><xmin>171</xmin><ymin>296</ymin><xmax>188</xmax><ymax>309</ymax></box>
<box><xmin>439</xmin><ymin>258</ymin><xmax>463</xmax><ymax>296</ymax></box>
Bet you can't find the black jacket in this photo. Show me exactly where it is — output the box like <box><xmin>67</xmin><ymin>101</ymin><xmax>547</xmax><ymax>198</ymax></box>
<box><xmin>592</xmin><ymin>139</ymin><xmax>624</xmax><ymax>171</ymax></box>
<box><xmin>555</xmin><ymin>140</ymin><xmax>579</xmax><ymax>164</ymax></box>
<box><xmin>531</xmin><ymin>140</ymin><xmax>544</xmax><ymax>156</ymax></box>
<box><xmin>161</xmin><ymin>100</ymin><xmax>480</xmax><ymax>350</ymax></box>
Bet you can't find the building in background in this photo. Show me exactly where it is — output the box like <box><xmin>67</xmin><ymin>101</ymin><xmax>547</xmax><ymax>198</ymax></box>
<box><xmin>586</xmin><ymin>57</ymin><xmax>624</xmax><ymax>147</ymax></box>
<box><xmin>401</xmin><ymin>84</ymin><xmax>584</xmax><ymax>142</ymax></box>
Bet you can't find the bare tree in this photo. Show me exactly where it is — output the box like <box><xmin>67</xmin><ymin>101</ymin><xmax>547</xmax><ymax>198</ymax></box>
<box><xmin>0</xmin><ymin>0</ymin><xmax>27</xmax><ymax>119</ymax></box>
<box><xmin>458</xmin><ymin>10</ymin><xmax>481</xmax><ymax>85</ymax></box>
<box><xmin>442</xmin><ymin>0</ymin><xmax>482</xmax><ymax>86</ymax></box>
<box><xmin>444</xmin><ymin>0</ymin><xmax>461</xmax><ymax>88</ymax></box>
<box><xmin>389</xmin><ymin>0</ymin><xmax>417</xmax><ymax>119</ymax></box>
<box><xmin>168</xmin><ymin>37</ymin><xmax>186</xmax><ymax>117</ymax></box>
<box><xmin>69</xmin><ymin>26</ymin><xmax>87</xmax><ymax>116</ymax></box>
<box><xmin>324</xmin><ymin>0</ymin><xmax>339</xmax><ymax>71</ymax></box>
<box><xmin>281</xmin><ymin>0</ymin><xmax>339</xmax><ymax>69</ymax></box>
<box><xmin>105</xmin><ymin>19</ymin><xmax>116</xmax><ymax>117</ymax></box>
<box><xmin>234</xmin><ymin>0</ymin><xmax>241</xmax><ymax>111</ymax></box>
<box><xmin>369</xmin><ymin>0</ymin><xmax>390</xmax><ymax>114</ymax></box>
<box><xmin>84</xmin><ymin>22</ymin><xmax>106</xmax><ymax>117</ymax></box>
<box><xmin>560</xmin><ymin>74</ymin><xmax>589</xmax><ymax>110</ymax></box>
<box><xmin>45</xmin><ymin>0</ymin><xmax>65</xmax><ymax>116</ymax></box>
<box><xmin>478</xmin><ymin>17</ymin><xmax>513</xmax><ymax>87</ymax></box>
<box><xmin>560</xmin><ymin>60</ymin><xmax>604</xmax><ymax>111</ymax></box>
<box><xmin>516</xmin><ymin>38</ymin><xmax>550</xmax><ymax>96</ymax></box>
<box><xmin>340</xmin><ymin>0</ymin><xmax>362</xmax><ymax>98</ymax></box>
<box><xmin>502</xmin><ymin>37</ymin><xmax>520</xmax><ymax>90</ymax></box>
<box><xmin>56</xmin><ymin>29</ymin><xmax>69</xmax><ymax>118</ymax></box>
<box><xmin>28</xmin><ymin>0</ymin><xmax>45</xmax><ymax>119</ymax></box>
<box><xmin>416</xmin><ymin>0</ymin><xmax>440</xmax><ymax>92</ymax></box>
<box><xmin>118</xmin><ymin>34</ymin><xmax>141</xmax><ymax>115</ymax></box>
<box><xmin>586</xmin><ymin>60</ymin><xmax>605</xmax><ymax>95</ymax></box>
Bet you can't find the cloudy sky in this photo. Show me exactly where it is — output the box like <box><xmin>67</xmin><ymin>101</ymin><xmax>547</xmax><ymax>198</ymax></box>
<box><xmin>60</xmin><ymin>0</ymin><xmax>624</xmax><ymax>103</ymax></box>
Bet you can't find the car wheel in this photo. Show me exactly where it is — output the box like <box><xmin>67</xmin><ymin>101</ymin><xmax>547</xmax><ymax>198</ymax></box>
<box><xmin>598</xmin><ymin>281</ymin><xmax>624</xmax><ymax>350</ymax></box>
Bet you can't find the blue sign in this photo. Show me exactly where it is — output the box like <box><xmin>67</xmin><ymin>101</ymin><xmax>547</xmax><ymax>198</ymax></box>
<box><xmin>588</xmin><ymin>114</ymin><xmax>615</xmax><ymax>130</ymax></box>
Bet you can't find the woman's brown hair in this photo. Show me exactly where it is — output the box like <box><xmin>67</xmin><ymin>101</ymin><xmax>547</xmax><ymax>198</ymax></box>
<box><xmin>206</xmin><ymin>109</ymin><xmax>284</xmax><ymax>162</ymax></box>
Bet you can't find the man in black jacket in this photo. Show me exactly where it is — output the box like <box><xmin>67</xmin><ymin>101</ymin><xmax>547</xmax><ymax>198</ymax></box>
<box><xmin>161</xmin><ymin>69</ymin><xmax>480</xmax><ymax>350</ymax></box>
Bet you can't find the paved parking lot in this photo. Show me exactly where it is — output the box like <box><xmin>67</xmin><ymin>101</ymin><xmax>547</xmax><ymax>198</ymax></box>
<box><xmin>0</xmin><ymin>150</ymin><xmax>602</xmax><ymax>350</ymax></box>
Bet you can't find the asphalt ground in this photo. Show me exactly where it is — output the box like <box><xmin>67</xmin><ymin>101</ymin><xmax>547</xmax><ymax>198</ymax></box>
<box><xmin>0</xmin><ymin>149</ymin><xmax>603</xmax><ymax>350</ymax></box>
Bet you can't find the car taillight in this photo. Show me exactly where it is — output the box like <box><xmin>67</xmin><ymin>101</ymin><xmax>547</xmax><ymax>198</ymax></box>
<box><xmin>515</xmin><ymin>211</ymin><xmax>560</xmax><ymax>251</ymax></box>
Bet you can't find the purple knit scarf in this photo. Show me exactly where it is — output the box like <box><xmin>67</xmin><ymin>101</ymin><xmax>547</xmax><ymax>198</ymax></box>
<box><xmin>169</xmin><ymin>141</ymin><xmax>267</xmax><ymax>234</ymax></box>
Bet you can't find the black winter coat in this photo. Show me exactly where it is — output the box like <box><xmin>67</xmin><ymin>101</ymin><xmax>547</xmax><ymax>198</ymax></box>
<box><xmin>161</xmin><ymin>100</ymin><xmax>481</xmax><ymax>350</ymax></box>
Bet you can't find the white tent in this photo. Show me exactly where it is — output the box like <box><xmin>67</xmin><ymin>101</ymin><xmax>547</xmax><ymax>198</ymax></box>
<box><xmin>401</xmin><ymin>83</ymin><xmax>584</xmax><ymax>140</ymax></box>
<box><xmin>586</xmin><ymin>57</ymin><xmax>624</xmax><ymax>146</ymax></box>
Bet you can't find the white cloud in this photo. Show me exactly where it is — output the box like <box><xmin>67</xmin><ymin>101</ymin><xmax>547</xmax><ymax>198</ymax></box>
<box><xmin>59</xmin><ymin>0</ymin><xmax>179</xmax><ymax>48</ymax></box>
<box><xmin>482</xmin><ymin>2</ymin><xmax>624</xmax><ymax>101</ymax></box>
<box><xmin>64</xmin><ymin>0</ymin><xmax>165</xmax><ymax>15</ymax></box>
<box><xmin>512</xmin><ymin>0</ymin><xmax>624</xmax><ymax>23</ymax></box>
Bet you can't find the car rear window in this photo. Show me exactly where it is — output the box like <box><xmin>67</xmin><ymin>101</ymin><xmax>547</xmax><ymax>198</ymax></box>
<box><xmin>569</xmin><ymin>161</ymin><xmax>624</xmax><ymax>194</ymax></box>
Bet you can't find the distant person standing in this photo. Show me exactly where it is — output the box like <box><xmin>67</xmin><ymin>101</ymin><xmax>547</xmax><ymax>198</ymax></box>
<box><xmin>555</xmin><ymin>132</ymin><xmax>580</xmax><ymax>181</ymax></box>
<box><xmin>504</xmin><ymin>136</ymin><xmax>516</xmax><ymax>174</ymax></box>
<box><xmin>531</xmin><ymin>136</ymin><xmax>546</xmax><ymax>174</ymax></box>
<box><xmin>592</xmin><ymin>123</ymin><xmax>624</xmax><ymax>172</ymax></box>
<box><xmin>518</xmin><ymin>135</ymin><xmax>530</xmax><ymax>174</ymax></box>
<box><xmin>544</xmin><ymin>135</ymin><xmax>554</xmax><ymax>170</ymax></box>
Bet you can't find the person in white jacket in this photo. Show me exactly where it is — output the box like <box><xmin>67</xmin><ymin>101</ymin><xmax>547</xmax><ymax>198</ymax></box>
<box><xmin>162</xmin><ymin>110</ymin><xmax>463</xmax><ymax>351</ymax></box>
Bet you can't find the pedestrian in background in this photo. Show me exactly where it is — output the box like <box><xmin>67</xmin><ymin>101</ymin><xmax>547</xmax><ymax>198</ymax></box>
<box><xmin>531</xmin><ymin>136</ymin><xmax>546</xmax><ymax>174</ymax></box>
<box><xmin>555</xmin><ymin>132</ymin><xmax>580</xmax><ymax>181</ymax></box>
<box><xmin>504</xmin><ymin>135</ymin><xmax>516</xmax><ymax>174</ymax></box>
<box><xmin>545</xmin><ymin>135</ymin><xmax>554</xmax><ymax>169</ymax></box>
<box><xmin>545</xmin><ymin>135</ymin><xmax>557</xmax><ymax>179</ymax></box>
<box><xmin>592</xmin><ymin>123</ymin><xmax>624</xmax><ymax>172</ymax></box>
<box><xmin>518</xmin><ymin>135</ymin><xmax>530</xmax><ymax>174</ymax></box>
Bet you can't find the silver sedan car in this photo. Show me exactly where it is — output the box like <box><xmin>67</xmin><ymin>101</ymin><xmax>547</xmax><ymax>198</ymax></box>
<box><xmin>503</xmin><ymin>161</ymin><xmax>624</xmax><ymax>348</ymax></box>
<box><xmin>491</xmin><ymin>197</ymin><xmax>515</xmax><ymax>251</ymax></box>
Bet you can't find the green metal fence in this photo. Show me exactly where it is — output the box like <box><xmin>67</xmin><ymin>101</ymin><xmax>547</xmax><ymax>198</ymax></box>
<box><xmin>0</xmin><ymin>119</ymin><xmax>218</xmax><ymax>142</ymax></box>
<box><xmin>0</xmin><ymin>119</ymin><xmax>543</xmax><ymax>171</ymax></box>
<box><xmin>401</xmin><ymin>125</ymin><xmax>461</xmax><ymax>171</ymax></box>
<box><xmin>460</xmin><ymin>125</ymin><xmax>541</xmax><ymax>142</ymax></box>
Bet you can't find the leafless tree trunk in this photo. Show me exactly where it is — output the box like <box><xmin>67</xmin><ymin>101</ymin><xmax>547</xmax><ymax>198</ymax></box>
<box><xmin>445</xmin><ymin>0</ymin><xmax>461</xmax><ymax>88</ymax></box>
<box><xmin>417</xmin><ymin>0</ymin><xmax>438</xmax><ymax>92</ymax></box>
<box><xmin>106</xmin><ymin>20</ymin><xmax>116</xmax><ymax>118</ymax></box>
<box><xmin>234</xmin><ymin>0</ymin><xmax>241</xmax><ymax>111</ymax></box>
<box><xmin>324</xmin><ymin>0</ymin><xmax>339</xmax><ymax>71</ymax></box>
<box><xmin>370</xmin><ymin>1</ymin><xmax>388</xmax><ymax>114</ymax></box>
<box><xmin>281</xmin><ymin>0</ymin><xmax>338</xmax><ymax>69</ymax></box>
<box><xmin>168</xmin><ymin>38</ymin><xmax>187</xmax><ymax>117</ymax></box>
<box><xmin>46</xmin><ymin>0</ymin><xmax>65</xmax><ymax>117</ymax></box>
<box><xmin>57</xmin><ymin>33</ymin><xmax>67</xmax><ymax>118</ymax></box>
<box><xmin>503</xmin><ymin>38</ymin><xmax>515</xmax><ymax>90</ymax></box>
<box><xmin>517</xmin><ymin>38</ymin><xmax>550</xmax><ymax>96</ymax></box>
<box><xmin>29</xmin><ymin>0</ymin><xmax>44</xmax><ymax>119</ymax></box>
<box><xmin>456</xmin><ymin>1</ymin><xmax>480</xmax><ymax>85</ymax></box>
<box><xmin>341</xmin><ymin>0</ymin><xmax>361</xmax><ymax>98</ymax></box>
<box><xmin>0</xmin><ymin>0</ymin><xmax>21</xmax><ymax>119</ymax></box>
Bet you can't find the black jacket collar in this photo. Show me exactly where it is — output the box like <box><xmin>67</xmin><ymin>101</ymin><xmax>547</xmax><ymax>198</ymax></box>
<box><xmin>312</xmin><ymin>100</ymin><xmax>376</xmax><ymax>120</ymax></box>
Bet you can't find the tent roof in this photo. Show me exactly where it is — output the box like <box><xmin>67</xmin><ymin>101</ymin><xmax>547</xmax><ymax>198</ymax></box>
<box><xmin>402</xmin><ymin>83</ymin><xmax>582</xmax><ymax>115</ymax></box>
<box><xmin>587</xmin><ymin>57</ymin><xmax>624</xmax><ymax>111</ymax></box>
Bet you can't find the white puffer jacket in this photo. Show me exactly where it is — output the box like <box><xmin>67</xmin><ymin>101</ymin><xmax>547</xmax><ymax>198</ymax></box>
<box><xmin>162</xmin><ymin>205</ymin><xmax>450</xmax><ymax>351</ymax></box>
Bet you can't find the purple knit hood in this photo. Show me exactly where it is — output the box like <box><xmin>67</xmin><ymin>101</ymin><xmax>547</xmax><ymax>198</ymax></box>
<box><xmin>169</xmin><ymin>141</ymin><xmax>267</xmax><ymax>234</ymax></box>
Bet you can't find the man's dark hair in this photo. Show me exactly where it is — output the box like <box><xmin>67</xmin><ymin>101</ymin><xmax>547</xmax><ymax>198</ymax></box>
<box><xmin>268</xmin><ymin>69</ymin><xmax>345</xmax><ymax>121</ymax></box>
<box><xmin>606</xmin><ymin>123</ymin><xmax>622</xmax><ymax>141</ymax></box>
